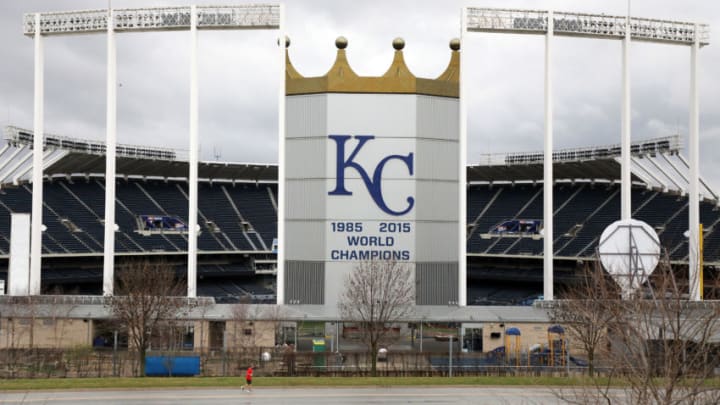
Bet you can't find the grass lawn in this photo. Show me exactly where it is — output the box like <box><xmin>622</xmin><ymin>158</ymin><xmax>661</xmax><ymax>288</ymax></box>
<box><xmin>0</xmin><ymin>376</ymin><xmax>600</xmax><ymax>391</ymax></box>
<box><xmin>2</xmin><ymin>376</ymin><xmax>718</xmax><ymax>391</ymax></box>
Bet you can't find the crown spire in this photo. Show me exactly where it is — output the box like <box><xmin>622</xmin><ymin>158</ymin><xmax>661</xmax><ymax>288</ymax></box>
<box><xmin>285</xmin><ymin>37</ymin><xmax>459</xmax><ymax>98</ymax></box>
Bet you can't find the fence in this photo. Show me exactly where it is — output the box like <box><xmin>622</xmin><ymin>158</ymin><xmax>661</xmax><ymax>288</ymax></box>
<box><xmin>0</xmin><ymin>347</ymin><xmax>592</xmax><ymax>378</ymax></box>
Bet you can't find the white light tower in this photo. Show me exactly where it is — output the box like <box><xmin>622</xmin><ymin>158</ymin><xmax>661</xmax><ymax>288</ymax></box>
<box><xmin>688</xmin><ymin>23</ymin><xmax>701</xmax><ymax>301</ymax></box>
<box><xmin>276</xmin><ymin>4</ymin><xmax>286</xmax><ymax>305</ymax></box>
<box><xmin>24</xmin><ymin>5</ymin><xmax>282</xmax><ymax>298</ymax></box>
<box><xmin>459</xmin><ymin>7</ymin><xmax>468</xmax><ymax>306</ymax></box>
<box><xmin>103</xmin><ymin>8</ymin><xmax>117</xmax><ymax>296</ymax></box>
<box><xmin>30</xmin><ymin>13</ymin><xmax>43</xmax><ymax>296</ymax></box>
<box><xmin>464</xmin><ymin>7</ymin><xmax>709</xmax><ymax>300</ymax></box>
<box><xmin>188</xmin><ymin>5</ymin><xmax>199</xmax><ymax>297</ymax></box>
<box><xmin>543</xmin><ymin>10</ymin><xmax>554</xmax><ymax>301</ymax></box>
<box><xmin>621</xmin><ymin>6</ymin><xmax>632</xmax><ymax>220</ymax></box>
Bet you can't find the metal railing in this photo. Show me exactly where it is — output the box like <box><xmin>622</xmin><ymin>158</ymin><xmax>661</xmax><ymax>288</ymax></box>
<box><xmin>471</xmin><ymin>135</ymin><xmax>680</xmax><ymax>167</ymax></box>
<box><xmin>466</xmin><ymin>8</ymin><xmax>710</xmax><ymax>46</ymax></box>
<box><xmin>23</xmin><ymin>5</ymin><xmax>280</xmax><ymax>36</ymax></box>
<box><xmin>5</xmin><ymin>126</ymin><xmax>180</xmax><ymax>161</ymax></box>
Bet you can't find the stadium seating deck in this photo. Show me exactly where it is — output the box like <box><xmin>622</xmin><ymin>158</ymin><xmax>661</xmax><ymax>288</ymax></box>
<box><xmin>2</xmin><ymin>177</ymin><xmax>719</xmax><ymax>303</ymax></box>
<box><xmin>0</xmin><ymin>178</ymin><xmax>278</xmax><ymax>255</ymax></box>
<box><xmin>466</xmin><ymin>183</ymin><xmax>720</xmax><ymax>262</ymax></box>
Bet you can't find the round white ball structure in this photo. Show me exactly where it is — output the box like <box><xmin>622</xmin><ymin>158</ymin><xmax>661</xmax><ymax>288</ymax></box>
<box><xmin>598</xmin><ymin>219</ymin><xmax>661</xmax><ymax>297</ymax></box>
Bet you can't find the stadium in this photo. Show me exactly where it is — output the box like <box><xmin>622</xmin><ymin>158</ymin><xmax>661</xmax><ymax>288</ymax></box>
<box><xmin>1</xmin><ymin>126</ymin><xmax>718</xmax><ymax>350</ymax></box>
<box><xmin>2</xmin><ymin>128</ymin><xmax>719</xmax><ymax>302</ymax></box>
<box><xmin>0</xmin><ymin>5</ymin><xmax>717</xmax><ymax>384</ymax></box>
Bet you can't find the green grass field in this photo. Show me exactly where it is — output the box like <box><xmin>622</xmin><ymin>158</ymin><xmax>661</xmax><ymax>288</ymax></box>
<box><xmin>1</xmin><ymin>376</ymin><xmax>718</xmax><ymax>391</ymax></box>
<box><xmin>0</xmin><ymin>376</ymin><xmax>621</xmax><ymax>391</ymax></box>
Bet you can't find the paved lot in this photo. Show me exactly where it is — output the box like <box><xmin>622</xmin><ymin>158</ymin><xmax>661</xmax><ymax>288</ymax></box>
<box><xmin>0</xmin><ymin>386</ymin><xmax>626</xmax><ymax>404</ymax></box>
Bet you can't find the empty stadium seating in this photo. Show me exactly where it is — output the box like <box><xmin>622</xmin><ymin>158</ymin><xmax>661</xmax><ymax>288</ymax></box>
<box><xmin>466</xmin><ymin>183</ymin><xmax>720</xmax><ymax>262</ymax></box>
<box><xmin>0</xmin><ymin>178</ymin><xmax>278</xmax><ymax>255</ymax></box>
<box><xmin>2</xmin><ymin>177</ymin><xmax>720</xmax><ymax>303</ymax></box>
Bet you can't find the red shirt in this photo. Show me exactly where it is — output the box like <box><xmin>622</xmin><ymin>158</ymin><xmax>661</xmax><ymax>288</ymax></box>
<box><xmin>246</xmin><ymin>367</ymin><xmax>253</xmax><ymax>380</ymax></box>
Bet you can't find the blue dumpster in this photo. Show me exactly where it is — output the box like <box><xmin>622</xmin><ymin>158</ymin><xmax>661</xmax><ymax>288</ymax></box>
<box><xmin>146</xmin><ymin>356</ymin><xmax>200</xmax><ymax>376</ymax></box>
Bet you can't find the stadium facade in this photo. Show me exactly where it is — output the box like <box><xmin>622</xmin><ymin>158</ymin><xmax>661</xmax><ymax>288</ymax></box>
<box><xmin>0</xmin><ymin>5</ymin><xmax>716</xmax><ymax>350</ymax></box>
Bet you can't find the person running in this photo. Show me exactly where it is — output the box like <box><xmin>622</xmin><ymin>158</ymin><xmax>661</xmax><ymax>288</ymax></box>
<box><xmin>241</xmin><ymin>364</ymin><xmax>254</xmax><ymax>392</ymax></box>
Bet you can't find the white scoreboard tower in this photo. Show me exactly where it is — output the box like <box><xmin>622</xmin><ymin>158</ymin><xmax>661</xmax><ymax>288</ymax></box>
<box><xmin>281</xmin><ymin>37</ymin><xmax>462</xmax><ymax>312</ymax></box>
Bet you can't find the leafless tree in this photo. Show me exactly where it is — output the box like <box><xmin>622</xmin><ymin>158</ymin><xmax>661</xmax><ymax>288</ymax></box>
<box><xmin>106</xmin><ymin>260</ymin><xmax>192</xmax><ymax>376</ymax></box>
<box><xmin>338</xmin><ymin>260</ymin><xmax>414</xmax><ymax>376</ymax></box>
<box><xmin>229</xmin><ymin>299</ymin><xmax>259</xmax><ymax>351</ymax></box>
<box><xmin>550</xmin><ymin>261</ymin><xmax>618</xmax><ymax>377</ymax></box>
<box><xmin>552</xmin><ymin>256</ymin><xmax>720</xmax><ymax>405</ymax></box>
<box><xmin>606</xmin><ymin>262</ymin><xmax>720</xmax><ymax>405</ymax></box>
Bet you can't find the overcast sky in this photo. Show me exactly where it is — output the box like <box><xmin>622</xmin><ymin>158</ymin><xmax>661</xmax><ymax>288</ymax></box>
<box><xmin>1</xmin><ymin>0</ymin><xmax>718</xmax><ymax>188</ymax></box>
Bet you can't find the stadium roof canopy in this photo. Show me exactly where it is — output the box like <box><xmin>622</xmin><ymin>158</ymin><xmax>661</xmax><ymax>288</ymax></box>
<box><xmin>1</xmin><ymin>126</ymin><xmax>277</xmax><ymax>183</ymax></box>
<box><xmin>1</xmin><ymin>126</ymin><xmax>717</xmax><ymax>202</ymax></box>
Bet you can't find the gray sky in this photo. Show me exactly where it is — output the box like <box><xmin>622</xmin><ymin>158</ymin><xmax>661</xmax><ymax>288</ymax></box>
<box><xmin>1</xmin><ymin>0</ymin><xmax>718</xmax><ymax>188</ymax></box>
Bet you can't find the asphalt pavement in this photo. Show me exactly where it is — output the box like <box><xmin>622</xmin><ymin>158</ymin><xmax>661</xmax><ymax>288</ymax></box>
<box><xmin>0</xmin><ymin>386</ymin><xmax>629</xmax><ymax>404</ymax></box>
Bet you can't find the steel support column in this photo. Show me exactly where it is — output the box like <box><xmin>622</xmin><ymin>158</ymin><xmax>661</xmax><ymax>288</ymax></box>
<box><xmin>103</xmin><ymin>8</ymin><xmax>117</xmax><ymax>296</ymax></box>
<box><xmin>187</xmin><ymin>5</ymin><xmax>199</xmax><ymax>298</ymax></box>
<box><xmin>458</xmin><ymin>7</ymin><xmax>468</xmax><ymax>306</ymax></box>
<box><xmin>276</xmin><ymin>4</ymin><xmax>286</xmax><ymax>304</ymax></box>
<box><xmin>543</xmin><ymin>10</ymin><xmax>554</xmax><ymax>301</ymax></box>
<box><xmin>688</xmin><ymin>23</ymin><xmax>701</xmax><ymax>301</ymax></box>
<box><xmin>30</xmin><ymin>13</ymin><xmax>44</xmax><ymax>296</ymax></box>
<box><xmin>621</xmin><ymin>8</ymin><xmax>632</xmax><ymax>220</ymax></box>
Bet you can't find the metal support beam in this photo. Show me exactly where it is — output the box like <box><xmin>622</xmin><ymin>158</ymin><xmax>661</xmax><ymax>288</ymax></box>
<box><xmin>688</xmin><ymin>23</ymin><xmax>701</xmax><ymax>301</ymax></box>
<box><xmin>543</xmin><ymin>10</ymin><xmax>554</xmax><ymax>301</ymax></box>
<box><xmin>103</xmin><ymin>8</ymin><xmax>117</xmax><ymax>296</ymax></box>
<box><xmin>276</xmin><ymin>4</ymin><xmax>286</xmax><ymax>304</ymax></box>
<box><xmin>187</xmin><ymin>5</ymin><xmax>199</xmax><ymax>298</ymax></box>
<box><xmin>459</xmin><ymin>7</ymin><xmax>468</xmax><ymax>306</ymax></box>
<box><xmin>621</xmin><ymin>9</ymin><xmax>632</xmax><ymax>220</ymax></box>
<box><xmin>0</xmin><ymin>146</ymin><xmax>27</xmax><ymax>180</ymax></box>
<box><xmin>646</xmin><ymin>154</ymin><xmax>683</xmax><ymax>192</ymax></box>
<box><xmin>631</xmin><ymin>156</ymin><xmax>668</xmax><ymax>192</ymax></box>
<box><xmin>13</xmin><ymin>150</ymin><xmax>52</xmax><ymax>186</ymax></box>
<box><xmin>30</xmin><ymin>13</ymin><xmax>43</xmax><ymax>296</ymax></box>
<box><xmin>675</xmin><ymin>154</ymin><xmax>719</xmax><ymax>202</ymax></box>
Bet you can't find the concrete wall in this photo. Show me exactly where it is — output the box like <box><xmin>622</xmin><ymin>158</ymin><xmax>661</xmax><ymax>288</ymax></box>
<box><xmin>0</xmin><ymin>318</ymin><xmax>92</xmax><ymax>349</ymax></box>
<box><xmin>482</xmin><ymin>322</ymin><xmax>554</xmax><ymax>353</ymax></box>
<box><xmin>193</xmin><ymin>320</ymin><xmax>276</xmax><ymax>351</ymax></box>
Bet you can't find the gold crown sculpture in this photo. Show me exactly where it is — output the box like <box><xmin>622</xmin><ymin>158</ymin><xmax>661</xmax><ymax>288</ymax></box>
<box><xmin>285</xmin><ymin>36</ymin><xmax>459</xmax><ymax>98</ymax></box>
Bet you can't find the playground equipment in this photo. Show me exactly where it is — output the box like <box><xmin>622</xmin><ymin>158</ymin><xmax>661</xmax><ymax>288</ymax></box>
<box><xmin>547</xmin><ymin>325</ymin><xmax>566</xmax><ymax>366</ymax></box>
<box><xmin>505</xmin><ymin>327</ymin><xmax>521</xmax><ymax>366</ymax></box>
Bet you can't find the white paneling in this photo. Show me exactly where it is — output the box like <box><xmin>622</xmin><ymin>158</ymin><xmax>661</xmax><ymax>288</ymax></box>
<box><xmin>414</xmin><ymin>221</ymin><xmax>459</xmax><ymax>262</ymax></box>
<box><xmin>415</xmin><ymin>180</ymin><xmax>460</xmax><ymax>221</ymax></box>
<box><xmin>326</xmin><ymin>93</ymin><xmax>416</xmax><ymax>138</ymax></box>
<box><xmin>417</xmin><ymin>95</ymin><xmax>459</xmax><ymax>141</ymax></box>
<box><xmin>415</xmin><ymin>140</ymin><xmax>459</xmax><ymax>181</ymax></box>
<box><xmin>286</xmin><ymin>94</ymin><xmax>327</xmax><ymax>139</ymax></box>
<box><xmin>285</xmin><ymin>179</ymin><xmax>327</xmax><ymax>220</ymax></box>
<box><xmin>8</xmin><ymin>213</ymin><xmax>31</xmax><ymax>296</ymax></box>
<box><xmin>286</xmin><ymin>138</ymin><xmax>326</xmax><ymax>179</ymax></box>
<box><xmin>284</xmin><ymin>220</ymin><xmax>325</xmax><ymax>261</ymax></box>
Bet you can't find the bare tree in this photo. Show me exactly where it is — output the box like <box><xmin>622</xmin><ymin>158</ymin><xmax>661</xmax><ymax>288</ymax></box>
<box><xmin>229</xmin><ymin>299</ymin><xmax>258</xmax><ymax>351</ymax></box>
<box><xmin>338</xmin><ymin>260</ymin><xmax>414</xmax><ymax>376</ymax></box>
<box><xmin>106</xmin><ymin>260</ymin><xmax>192</xmax><ymax>376</ymax></box>
<box><xmin>552</xmin><ymin>256</ymin><xmax>720</xmax><ymax>405</ymax></box>
<box><xmin>550</xmin><ymin>261</ymin><xmax>618</xmax><ymax>377</ymax></box>
<box><xmin>263</xmin><ymin>304</ymin><xmax>289</xmax><ymax>346</ymax></box>
<box><xmin>605</xmin><ymin>262</ymin><xmax>720</xmax><ymax>405</ymax></box>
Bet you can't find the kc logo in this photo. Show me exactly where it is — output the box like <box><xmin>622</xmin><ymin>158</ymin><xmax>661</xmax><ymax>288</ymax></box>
<box><xmin>328</xmin><ymin>135</ymin><xmax>415</xmax><ymax>216</ymax></box>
